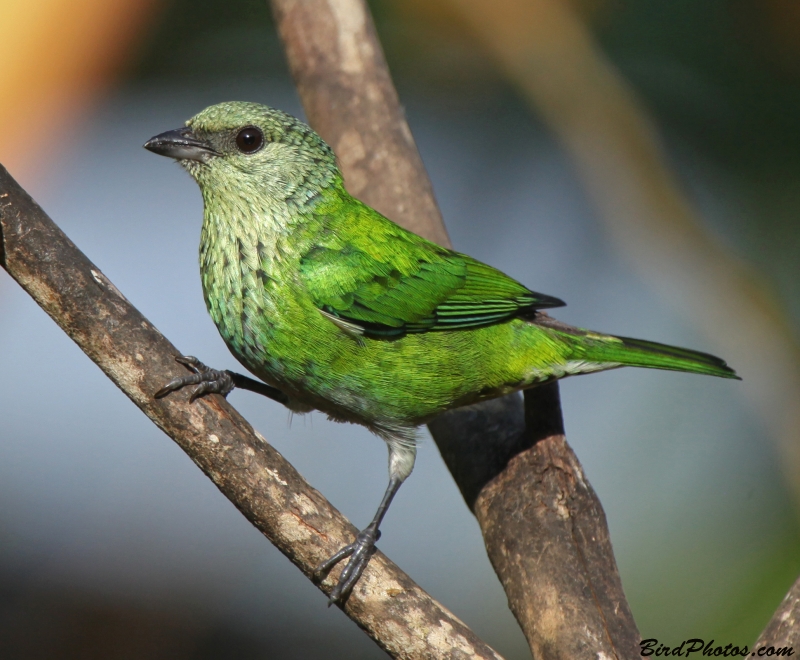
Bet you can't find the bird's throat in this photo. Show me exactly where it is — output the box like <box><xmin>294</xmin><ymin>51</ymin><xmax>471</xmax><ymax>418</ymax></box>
<box><xmin>198</xmin><ymin>197</ymin><xmax>288</xmax><ymax>356</ymax></box>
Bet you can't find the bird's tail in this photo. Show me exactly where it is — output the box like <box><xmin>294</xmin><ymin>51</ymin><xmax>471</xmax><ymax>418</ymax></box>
<box><xmin>557</xmin><ymin>329</ymin><xmax>739</xmax><ymax>380</ymax></box>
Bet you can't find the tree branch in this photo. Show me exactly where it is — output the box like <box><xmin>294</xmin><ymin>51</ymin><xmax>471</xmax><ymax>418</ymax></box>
<box><xmin>755</xmin><ymin>574</ymin><xmax>800</xmax><ymax>650</ymax></box>
<box><xmin>0</xmin><ymin>169</ymin><xmax>502</xmax><ymax>659</ymax></box>
<box><xmin>270</xmin><ymin>0</ymin><xmax>642</xmax><ymax>657</ymax></box>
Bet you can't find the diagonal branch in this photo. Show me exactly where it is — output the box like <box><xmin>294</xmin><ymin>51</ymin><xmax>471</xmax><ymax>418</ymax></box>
<box><xmin>754</xmin><ymin>574</ymin><xmax>800</xmax><ymax>651</ymax></box>
<box><xmin>0</xmin><ymin>168</ymin><xmax>502</xmax><ymax>660</ymax></box>
<box><xmin>270</xmin><ymin>0</ymin><xmax>642</xmax><ymax>657</ymax></box>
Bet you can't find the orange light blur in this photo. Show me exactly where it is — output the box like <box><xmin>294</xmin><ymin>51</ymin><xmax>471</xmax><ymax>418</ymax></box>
<box><xmin>0</xmin><ymin>0</ymin><xmax>160</xmax><ymax>179</ymax></box>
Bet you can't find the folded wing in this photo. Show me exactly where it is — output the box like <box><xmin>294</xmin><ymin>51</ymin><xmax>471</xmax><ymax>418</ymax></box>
<box><xmin>299</xmin><ymin>211</ymin><xmax>564</xmax><ymax>338</ymax></box>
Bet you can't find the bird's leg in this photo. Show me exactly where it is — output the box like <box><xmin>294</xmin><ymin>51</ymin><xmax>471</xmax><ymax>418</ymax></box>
<box><xmin>227</xmin><ymin>371</ymin><xmax>289</xmax><ymax>404</ymax></box>
<box><xmin>316</xmin><ymin>475</ymin><xmax>403</xmax><ymax>604</ymax></box>
<box><xmin>155</xmin><ymin>355</ymin><xmax>288</xmax><ymax>405</ymax></box>
<box><xmin>316</xmin><ymin>439</ymin><xmax>416</xmax><ymax>605</ymax></box>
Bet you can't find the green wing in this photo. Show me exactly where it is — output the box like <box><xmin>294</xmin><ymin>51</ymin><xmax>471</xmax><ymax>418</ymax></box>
<box><xmin>299</xmin><ymin>204</ymin><xmax>564</xmax><ymax>338</ymax></box>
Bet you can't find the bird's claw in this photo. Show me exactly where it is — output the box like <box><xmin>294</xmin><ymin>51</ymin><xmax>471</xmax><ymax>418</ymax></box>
<box><xmin>315</xmin><ymin>525</ymin><xmax>382</xmax><ymax>605</ymax></box>
<box><xmin>155</xmin><ymin>356</ymin><xmax>235</xmax><ymax>402</ymax></box>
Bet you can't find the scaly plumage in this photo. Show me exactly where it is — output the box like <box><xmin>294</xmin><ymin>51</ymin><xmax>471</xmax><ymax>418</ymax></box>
<box><xmin>145</xmin><ymin>101</ymin><xmax>738</xmax><ymax>603</ymax></box>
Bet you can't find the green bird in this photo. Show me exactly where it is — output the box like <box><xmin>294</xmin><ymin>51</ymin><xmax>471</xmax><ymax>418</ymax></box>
<box><xmin>144</xmin><ymin>101</ymin><xmax>738</xmax><ymax>603</ymax></box>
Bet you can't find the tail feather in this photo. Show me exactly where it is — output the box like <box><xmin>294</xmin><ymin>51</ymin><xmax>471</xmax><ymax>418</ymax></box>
<box><xmin>574</xmin><ymin>333</ymin><xmax>740</xmax><ymax>380</ymax></box>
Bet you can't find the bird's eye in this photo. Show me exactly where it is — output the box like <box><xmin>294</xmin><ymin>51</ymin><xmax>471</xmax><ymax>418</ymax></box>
<box><xmin>235</xmin><ymin>126</ymin><xmax>264</xmax><ymax>154</ymax></box>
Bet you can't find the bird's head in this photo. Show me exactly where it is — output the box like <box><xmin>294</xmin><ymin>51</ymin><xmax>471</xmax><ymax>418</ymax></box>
<box><xmin>144</xmin><ymin>101</ymin><xmax>339</xmax><ymax>204</ymax></box>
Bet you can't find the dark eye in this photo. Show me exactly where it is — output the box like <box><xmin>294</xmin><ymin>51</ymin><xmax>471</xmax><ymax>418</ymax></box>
<box><xmin>235</xmin><ymin>126</ymin><xmax>264</xmax><ymax>154</ymax></box>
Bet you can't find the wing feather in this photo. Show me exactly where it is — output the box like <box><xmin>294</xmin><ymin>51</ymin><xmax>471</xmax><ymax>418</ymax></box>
<box><xmin>299</xmin><ymin>200</ymin><xmax>564</xmax><ymax>338</ymax></box>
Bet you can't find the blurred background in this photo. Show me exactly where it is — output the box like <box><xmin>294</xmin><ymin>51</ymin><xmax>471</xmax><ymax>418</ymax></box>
<box><xmin>1</xmin><ymin>0</ymin><xmax>799</xmax><ymax>657</ymax></box>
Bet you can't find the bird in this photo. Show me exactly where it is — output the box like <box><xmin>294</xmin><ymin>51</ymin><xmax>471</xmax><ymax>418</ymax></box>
<box><xmin>144</xmin><ymin>101</ymin><xmax>738</xmax><ymax>604</ymax></box>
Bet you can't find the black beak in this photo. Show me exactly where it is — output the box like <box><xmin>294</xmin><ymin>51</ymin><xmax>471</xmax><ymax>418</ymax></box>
<box><xmin>144</xmin><ymin>128</ymin><xmax>219</xmax><ymax>162</ymax></box>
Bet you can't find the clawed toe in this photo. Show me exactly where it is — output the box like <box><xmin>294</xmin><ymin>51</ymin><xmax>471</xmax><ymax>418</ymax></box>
<box><xmin>315</xmin><ymin>526</ymin><xmax>381</xmax><ymax>605</ymax></box>
<box><xmin>155</xmin><ymin>355</ymin><xmax>235</xmax><ymax>400</ymax></box>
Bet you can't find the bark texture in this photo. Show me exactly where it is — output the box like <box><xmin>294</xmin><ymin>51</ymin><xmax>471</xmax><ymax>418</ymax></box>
<box><xmin>754</xmin><ymin>575</ymin><xmax>800</xmax><ymax>651</ymax></box>
<box><xmin>474</xmin><ymin>429</ymin><xmax>639</xmax><ymax>657</ymax></box>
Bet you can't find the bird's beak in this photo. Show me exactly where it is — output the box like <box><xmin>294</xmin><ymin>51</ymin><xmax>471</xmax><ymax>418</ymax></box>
<box><xmin>144</xmin><ymin>128</ymin><xmax>220</xmax><ymax>163</ymax></box>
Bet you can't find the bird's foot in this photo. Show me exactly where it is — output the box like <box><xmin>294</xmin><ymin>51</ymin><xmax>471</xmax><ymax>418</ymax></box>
<box><xmin>315</xmin><ymin>523</ymin><xmax>381</xmax><ymax>605</ymax></box>
<box><xmin>155</xmin><ymin>356</ymin><xmax>234</xmax><ymax>402</ymax></box>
